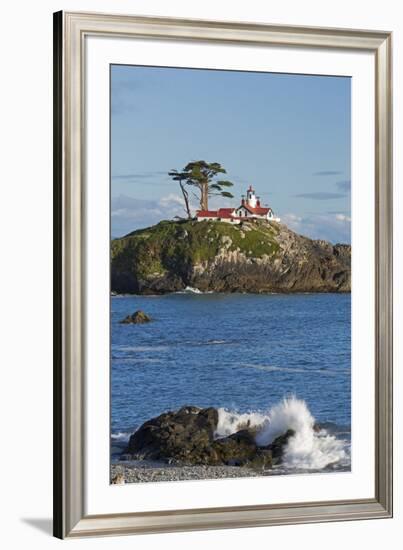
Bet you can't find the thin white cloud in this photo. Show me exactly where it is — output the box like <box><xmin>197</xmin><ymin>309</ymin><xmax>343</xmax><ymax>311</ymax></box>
<box><xmin>158</xmin><ymin>194</ymin><xmax>185</xmax><ymax>208</ymax></box>
<box><xmin>111</xmin><ymin>193</ymin><xmax>190</xmax><ymax>236</ymax></box>
<box><xmin>111</xmin><ymin>171</ymin><xmax>169</xmax><ymax>181</ymax></box>
<box><xmin>295</xmin><ymin>192</ymin><xmax>346</xmax><ymax>200</ymax></box>
<box><xmin>282</xmin><ymin>212</ymin><xmax>351</xmax><ymax>244</ymax></box>
<box><xmin>312</xmin><ymin>170</ymin><xmax>343</xmax><ymax>176</ymax></box>
<box><xmin>335</xmin><ymin>213</ymin><xmax>351</xmax><ymax>222</ymax></box>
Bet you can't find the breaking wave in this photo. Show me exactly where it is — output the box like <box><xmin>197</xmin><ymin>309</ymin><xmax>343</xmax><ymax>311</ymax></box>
<box><xmin>241</xmin><ymin>364</ymin><xmax>350</xmax><ymax>376</ymax></box>
<box><xmin>111</xmin><ymin>431</ymin><xmax>131</xmax><ymax>442</ymax></box>
<box><xmin>215</xmin><ymin>409</ymin><xmax>267</xmax><ymax>438</ymax></box>
<box><xmin>217</xmin><ymin>396</ymin><xmax>349</xmax><ymax>471</ymax></box>
<box><xmin>176</xmin><ymin>286</ymin><xmax>214</xmax><ymax>294</ymax></box>
<box><xmin>115</xmin><ymin>345</ymin><xmax>169</xmax><ymax>352</ymax></box>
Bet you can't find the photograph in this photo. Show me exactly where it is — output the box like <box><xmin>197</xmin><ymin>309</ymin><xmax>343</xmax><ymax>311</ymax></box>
<box><xmin>0</xmin><ymin>1</ymin><xmax>396</xmax><ymax>545</ymax></box>
<box><xmin>109</xmin><ymin>64</ymin><xmax>352</xmax><ymax>484</ymax></box>
<box><xmin>50</xmin><ymin>8</ymin><xmax>393</xmax><ymax>539</ymax></box>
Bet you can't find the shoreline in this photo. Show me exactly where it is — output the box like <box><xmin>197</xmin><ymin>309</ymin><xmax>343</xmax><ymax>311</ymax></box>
<box><xmin>111</xmin><ymin>401</ymin><xmax>352</xmax><ymax>484</ymax></box>
<box><xmin>111</xmin><ymin>290</ymin><xmax>352</xmax><ymax>297</ymax></box>
<box><xmin>111</xmin><ymin>461</ymin><xmax>281</xmax><ymax>484</ymax></box>
<box><xmin>111</xmin><ymin>460</ymin><xmax>351</xmax><ymax>484</ymax></box>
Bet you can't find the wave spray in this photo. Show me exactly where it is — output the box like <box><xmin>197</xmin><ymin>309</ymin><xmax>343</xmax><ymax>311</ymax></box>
<box><xmin>218</xmin><ymin>396</ymin><xmax>348</xmax><ymax>471</ymax></box>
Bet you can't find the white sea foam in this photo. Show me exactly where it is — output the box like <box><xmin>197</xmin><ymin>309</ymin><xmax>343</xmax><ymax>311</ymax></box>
<box><xmin>215</xmin><ymin>409</ymin><xmax>267</xmax><ymax>438</ymax></box>
<box><xmin>241</xmin><ymin>364</ymin><xmax>346</xmax><ymax>376</ymax></box>
<box><xmin>182</xmin><ymin>339</ymin><xmax>230</xmax><ymax>346</ymax></box>
<box><xmin>184</xmin><ymin>286</ymin><xmax>203</xmax><ymax>294</ymax></box>
<box><xmin>217</xmin><ymin>396</ymin><xmax>348</xmax><ymax>471</ymax></box>
<box><xmin>112</xmin><ymin>357</ymin><xmax>164</xmax><ymax>364</ymax></box>
<box><xmin>116</xmin><ymin>345</ymin><xmax>168</xmax><ymax>352</ymax></box>
<box><xmin>111</xmin><ymin>431</ymin><xmax>131</xmax><ymax>442</ymax></box>
<box><xmin>176</xmin><ymin>286</ymin><xmax>214</xmax><ymax>294</ymax></box>
<box><xmin>255</xmin><ymin>396</ymin><xmax>348</xmax><ymax>470</ymax></box>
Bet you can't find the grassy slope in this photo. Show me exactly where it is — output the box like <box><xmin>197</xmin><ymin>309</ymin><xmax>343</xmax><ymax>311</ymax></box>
<box><xmin>111</xmin><ymin>219</ymin><xmax>280</xmax><ymax>278</ymax></box>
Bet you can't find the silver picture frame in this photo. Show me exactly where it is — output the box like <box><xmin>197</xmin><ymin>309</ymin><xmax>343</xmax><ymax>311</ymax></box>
<box><xmin>53</xmin><ymin>11</ymin><xmax>393</xmax><ymax>539</ymax></box>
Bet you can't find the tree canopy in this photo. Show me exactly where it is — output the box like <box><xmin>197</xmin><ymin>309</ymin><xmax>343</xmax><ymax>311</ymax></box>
<box><xmin>168</xmin><ymin>160</ymin><xmax>234</xmax><ymax>217</ymax></box>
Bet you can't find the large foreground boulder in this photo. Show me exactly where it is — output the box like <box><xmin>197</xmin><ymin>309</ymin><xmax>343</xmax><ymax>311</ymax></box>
<box><xmin>124</xmin><ymin>406</ymin><xmax>295</xmax><ymax>469</ymax></box>
<box><xmin>126</xmin><ymin>406</ymin><xmax>218</xmax><ymax>464</ymax></box>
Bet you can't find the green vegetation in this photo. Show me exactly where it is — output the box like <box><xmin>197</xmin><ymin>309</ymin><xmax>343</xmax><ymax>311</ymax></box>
<box><xmin>111</xmin><ymin>219</ymin><xmax>280</xmax><ymax>279</ymax></box>
<box><xmin>168</xmin><ymin>160</ymin><xmax>234</xmax><ymax>213</ymax></box>
<box><xmin>111</xmin><ymin>219</ymin><xmax>351</xmax><ymax>294</ymax></box>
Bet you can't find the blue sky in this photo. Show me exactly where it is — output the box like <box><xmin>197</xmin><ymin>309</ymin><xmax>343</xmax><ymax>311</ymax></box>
<box><xmin>111</xmin><ymin>65</ymin><xmax>351</xmax><ymax>243</ymax></box>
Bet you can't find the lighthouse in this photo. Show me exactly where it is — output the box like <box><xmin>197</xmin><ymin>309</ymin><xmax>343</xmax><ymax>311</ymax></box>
<box><xmin>196</xmin><ymin>184</ymin><xmax>281</xmax><ymax>223</ymax></box>
<box><xmin>246</xmin><ymin>185</ymin><xmax>257</xmax><ymax>208</ymax></box>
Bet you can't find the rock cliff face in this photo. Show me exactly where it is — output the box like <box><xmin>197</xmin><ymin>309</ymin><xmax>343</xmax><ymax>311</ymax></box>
<box><xmin>111</xmin><ymin>219</ymin><xmax>350</xmax><ymax>294</ymax></box>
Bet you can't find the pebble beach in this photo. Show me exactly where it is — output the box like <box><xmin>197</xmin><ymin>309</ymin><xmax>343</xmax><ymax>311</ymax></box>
<box><xmin>111</xmin><ymin>461</ymin><xmax>278</xmax><ymax>484</ymax></box>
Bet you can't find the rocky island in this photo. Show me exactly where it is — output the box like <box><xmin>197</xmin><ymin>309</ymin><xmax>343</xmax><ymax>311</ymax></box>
<box><xmin>111</xmin><ymin>219</ymin><xmax>351</xmax><ymax>294</ymax></box>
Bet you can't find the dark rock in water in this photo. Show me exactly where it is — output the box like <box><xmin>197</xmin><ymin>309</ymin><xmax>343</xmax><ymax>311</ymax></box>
<box><xmin>124</xmin><ymin>406</ymin><xmax>291</xmax><ymax>469</ymax></box>
<box><xmin>120</xmin><ymin>310</ymin><xmax>152</xmax><ymax>324</ymax></box>
<box><xmin>212</xmin><ymin>429</ymin><xmax>257</xmax><ymax>466</ymax></box>
<box><xmin>246</xmin><ymin>449</ymin><xmax>273</xmax><ymax>470</ymax></box>
<box><xmin>265</xmin><ymin>429</ymin><xmax>295</xmax><ymax>464</ymax></box>
<box><xmin>126</xmin><ymin>406</ymin><xmax>218</xmax><ymax>464</ymax></box>
<box><xmin>211</xmin><ymin>429</ymin><xmax>273</xmax><ymax>469</ymax></box>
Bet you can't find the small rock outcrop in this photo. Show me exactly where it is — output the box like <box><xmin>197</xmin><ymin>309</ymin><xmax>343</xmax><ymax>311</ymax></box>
<box><xmin>123</xmin><ymin>405</ymin><xmax>295</xmax><ymax>469</ymax></box>
<box><xmin>120</xmin><ymin>310</ymin><xmax>152</xmax><ymax>324</ymax></box>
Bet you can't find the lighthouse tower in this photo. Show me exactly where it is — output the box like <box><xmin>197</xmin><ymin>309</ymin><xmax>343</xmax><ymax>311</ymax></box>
<box><xmin>246</xmin><ymin>185</ymin><xmax>257</xmax><ymax>208</ymax></box>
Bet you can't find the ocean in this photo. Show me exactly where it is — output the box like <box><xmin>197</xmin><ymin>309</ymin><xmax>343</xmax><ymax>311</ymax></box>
<box><xmin>111</xmin><ymin>291</ymin><xmax>351</xmax><ymax>472</ymax></box>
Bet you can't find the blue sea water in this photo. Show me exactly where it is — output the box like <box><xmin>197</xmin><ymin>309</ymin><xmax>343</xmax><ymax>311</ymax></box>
<box><xmin>111</xmin><ymin>292</ymin><xmax>351</xmax><ymax>441</ymax></box>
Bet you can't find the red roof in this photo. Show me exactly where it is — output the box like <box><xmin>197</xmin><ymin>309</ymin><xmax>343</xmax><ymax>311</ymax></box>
<box><xmin>238</xmin><ymin>204</ymin><xmax>270</xmax><ymax>215</ymax></box>
<box><xmin>218</xmin><ymin>208</ymin><xmax>235</xmax><ymax>217</ymax></box>
<box><xmin>197</xmin><ymin>210</ymin><xmax>219</xmax><ymax>218</ymax></box>
<box><xmin>197</xmin><ymin>205</ymin><xmax>272</xmax><ymax>219</ymax></box>
<box><xmin>197</xmin><ymin>208</ymin><xmax>234</xmax><ymax>219</ymax></box>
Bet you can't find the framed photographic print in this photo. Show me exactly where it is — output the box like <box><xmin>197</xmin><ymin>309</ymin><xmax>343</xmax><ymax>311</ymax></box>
<box><xmin>53</xmin><ymin>11</ymin><xmax>393</xmax><ymax>539</ymax></box>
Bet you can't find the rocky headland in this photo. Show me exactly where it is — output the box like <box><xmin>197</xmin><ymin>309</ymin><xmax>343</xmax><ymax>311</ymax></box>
<box><xmin>111</xmin><ymin>219</ymin><xmax>351</xmax><ymax>294</ymax></box>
